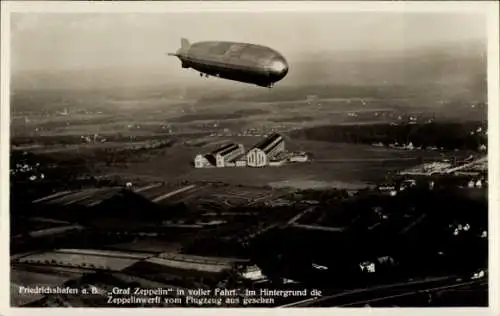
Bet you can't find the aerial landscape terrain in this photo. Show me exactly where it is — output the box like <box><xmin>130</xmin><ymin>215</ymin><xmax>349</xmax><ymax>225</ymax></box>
<box><xmin>9</xmin><ymin>11</ymin><xmax>489</xmax><ymax>308</ymax></box>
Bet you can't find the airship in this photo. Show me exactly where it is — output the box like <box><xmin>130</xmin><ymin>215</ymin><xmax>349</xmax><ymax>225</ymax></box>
<box><xmin>168</xmin><ymin>38</ymin><xmax>289</xmax><ymax>88</ymax></box>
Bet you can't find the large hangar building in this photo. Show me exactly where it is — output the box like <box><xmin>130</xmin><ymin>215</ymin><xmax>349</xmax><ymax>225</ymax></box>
<box><xmin>194</xmin><ymin>143</ymin><xmax>245</xmax><ymax>168</ymax></box>
<box><xmin>246</xmin><ymin>133</ymin><xmax>285</xmax><ymax>167</ymax></box>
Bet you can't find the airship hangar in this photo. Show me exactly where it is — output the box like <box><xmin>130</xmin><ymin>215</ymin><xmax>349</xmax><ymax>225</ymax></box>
<box><xmin>168</xmin><ymin>38</ymin><xmax>289</xmax><ymax>88</ymax></box>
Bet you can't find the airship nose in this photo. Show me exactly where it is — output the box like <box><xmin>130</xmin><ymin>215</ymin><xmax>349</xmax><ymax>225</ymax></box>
<box><xmin>268</xmin><ymin>56</ymin><xmax>289</xmax><ymax>79</ymax></box>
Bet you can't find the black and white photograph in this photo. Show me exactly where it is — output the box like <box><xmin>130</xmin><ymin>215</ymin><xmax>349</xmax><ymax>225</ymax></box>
<box><xmin>2</xmin><ymin>1</ymin><xmax>498</xmax><ymax>311</ymax></box>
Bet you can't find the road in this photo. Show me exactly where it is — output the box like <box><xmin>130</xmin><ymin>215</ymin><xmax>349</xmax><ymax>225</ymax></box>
<box><xmin>445</xmin><ymin>156</ymin><xmax>487</xmax><ymax>174</ymax></box>
<box><xmin>151</xmin><ymin>184</ymin><xmax>197</xmax><ymax>203</ymax></box>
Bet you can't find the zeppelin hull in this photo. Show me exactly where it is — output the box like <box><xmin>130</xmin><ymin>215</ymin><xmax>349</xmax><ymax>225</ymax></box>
<box><xmin>170</xmin><ymin>40</ymin><xmax>289</xmax><ymax>87</ymax></box>
<box><xmin>183</xmin><ymin>55</ymin><xmax>278</xmax><ymax>87</ymax></box>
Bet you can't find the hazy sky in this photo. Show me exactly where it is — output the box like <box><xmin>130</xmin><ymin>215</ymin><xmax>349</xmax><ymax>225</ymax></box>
<box><xmin>9</xmin><ymin>12</ymin><xmax>487</xmax><ymax>92</ymax></box>
<box><xmin>11</xmin><ymin>12</ymin><xmax>486</xmax><ymax>73</ymax></box>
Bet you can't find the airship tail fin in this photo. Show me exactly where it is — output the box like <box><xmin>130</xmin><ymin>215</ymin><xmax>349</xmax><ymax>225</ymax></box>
<box><xmin>167</xmin><ymin>38</ymin><xmax>191</xmax><ymax>57</ymax></box>
<box><xmin>180</xmin><ymin>38</ymin><xmax>191</xmax><ymax>51</ymax></box>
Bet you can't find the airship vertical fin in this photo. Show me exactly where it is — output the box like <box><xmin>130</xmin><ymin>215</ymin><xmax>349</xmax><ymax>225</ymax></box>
<box><xmin>167</xmin><ymin>38</ymin><xmax>191</xmax><ymax>57</ymax></box>
<box><xmin>180</xmin><ymin>38</ymin><xmax>190</xmax><ymax>51</ymax></box>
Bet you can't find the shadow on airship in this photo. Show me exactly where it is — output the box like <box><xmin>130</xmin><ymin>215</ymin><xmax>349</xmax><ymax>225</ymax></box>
<box><xmin>168</xmin><ymin>38</ymin><xmax>289</xmax><ymax>88</ymax></box>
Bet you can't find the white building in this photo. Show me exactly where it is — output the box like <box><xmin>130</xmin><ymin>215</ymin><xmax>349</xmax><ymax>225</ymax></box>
<box><xmin>239</xmin><ymin>264</ymin><xmax>265</xmax><ymax>280</ymax></box>
<box><xmin>235</xmin><ymin>154</ymin><xmax>247</xmax><ymax>167</ymax></box>
<box><xmin>378</xmin><ymin>184</ymin><xmax>398</xmax><ymax>196</ymax></box>
<box><xmin>246</xmin><ymin>133</ymin><xmax>285</xmax><ymax>167</ymax></box>
<box><xmin>236</xmin><ymin>161</ymin><xmax>247</xmax><ymax>167</ymax></box>
<box><xmin>194</xmin><ymin>154</ymin><xmax>213</xmax><ymax>168</ymax></box>
<box><xmin>290</xmin><ymin>152</ymin><xmax>308</xmax><ymax>162</ymax></box>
